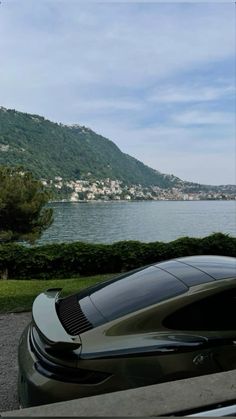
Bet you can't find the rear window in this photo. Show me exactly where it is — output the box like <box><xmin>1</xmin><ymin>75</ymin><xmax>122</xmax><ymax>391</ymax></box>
<box><xmin>157</xmin><ymin>260</ymin><xmax>213</xmax><ymax>286</ymax></box>
<box><xmin>89</xmin><ymin>266</ymin><xmax>188</xmax><ymax>321</ymax></box>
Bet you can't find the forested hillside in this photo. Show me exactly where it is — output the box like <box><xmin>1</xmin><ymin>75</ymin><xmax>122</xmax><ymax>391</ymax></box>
<box><xmin>0</xmin><ymin>107</ymin><xmax>180</xmax><ymax>188</ymax></box>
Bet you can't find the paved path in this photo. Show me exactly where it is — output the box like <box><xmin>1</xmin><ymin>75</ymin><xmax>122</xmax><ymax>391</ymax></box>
<box><xmin>0</xmin><ymin>313</ymin><xmax>31</xmax><ymax>412</ymax></box>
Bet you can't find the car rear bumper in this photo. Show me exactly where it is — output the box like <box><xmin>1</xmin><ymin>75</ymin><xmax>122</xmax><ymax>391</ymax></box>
<box><xmin>18</xmin><ymin>324</ymin><xmax>113</xmax><ymax>408</ymax></box>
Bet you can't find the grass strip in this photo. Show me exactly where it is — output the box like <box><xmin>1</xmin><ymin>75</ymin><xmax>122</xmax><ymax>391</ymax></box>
<box><xmin>0</xmin><ymin>274</ymin><xmax>113</xmax><ymax>314</ymax></box>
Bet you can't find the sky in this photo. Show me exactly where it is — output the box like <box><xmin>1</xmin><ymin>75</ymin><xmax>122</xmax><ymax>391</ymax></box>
<box><xmin>0</xmin><ymin>0</ymin><xmax>235</xmax><ymax>185</ymax></box>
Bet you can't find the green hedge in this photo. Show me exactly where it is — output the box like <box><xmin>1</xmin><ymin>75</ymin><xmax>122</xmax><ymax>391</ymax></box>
<box><xmin>0</xmin><ymin>233</ymin><xmax>235</xmax><ymax>279</ymax></box>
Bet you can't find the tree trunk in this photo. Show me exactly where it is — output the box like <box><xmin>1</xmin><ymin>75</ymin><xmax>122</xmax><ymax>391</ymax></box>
<box><xmin>0</xmin><ymin>268</ymin><xmax>8</xmax><ymax>280</ymax></box>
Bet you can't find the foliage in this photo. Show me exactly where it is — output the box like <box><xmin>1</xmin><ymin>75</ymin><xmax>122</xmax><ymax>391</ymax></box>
<box><xmin>0</xmin><ymin>233</ymin><xmax>235</xmax><ymax>279</ymax></box>
<box><xmin>0</xmin><ymin>107</ymin><xmax>179</xmax><ymax>188</ymax></box>
<box><xmin>0</xmin><ymin>166</ymin><xmax>53</xmax><ymax>243</ymax></box>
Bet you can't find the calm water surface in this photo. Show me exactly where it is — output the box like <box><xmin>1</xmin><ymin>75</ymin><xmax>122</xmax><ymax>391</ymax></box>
<box><xmin>38</xmin><ymin>201</ymin><xmax>236</xmax><ymax>244</ymax></box>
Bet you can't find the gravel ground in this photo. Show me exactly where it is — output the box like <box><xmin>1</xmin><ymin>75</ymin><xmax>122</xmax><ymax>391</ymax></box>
<box><xmin>0</xmin><ymin>312</ymin><xmax>31</xmax><ymax>412</ymax></box>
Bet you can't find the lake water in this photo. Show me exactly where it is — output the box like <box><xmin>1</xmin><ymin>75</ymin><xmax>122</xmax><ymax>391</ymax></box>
<box><xmin>37</xmin><ymin>200</ymin><xmax>236</xmax><ymax>245</ymax></box>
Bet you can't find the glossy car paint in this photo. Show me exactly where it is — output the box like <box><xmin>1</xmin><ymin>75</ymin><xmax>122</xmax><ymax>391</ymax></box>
<box><xmin>18</xmin><ymin>255</ymin><xmax>236</xmax><ymax>407</ymax></box>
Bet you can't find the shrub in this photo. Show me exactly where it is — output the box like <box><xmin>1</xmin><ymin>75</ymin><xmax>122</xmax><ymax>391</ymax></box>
<box><xmin>0</xmin><ymin>233</ymin><xmax>235</xmax><ymax>279</ymax></box>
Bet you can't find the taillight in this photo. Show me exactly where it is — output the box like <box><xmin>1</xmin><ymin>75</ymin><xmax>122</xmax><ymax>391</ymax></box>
<box><xmin>35</xmin><ymin>358</ymin><xmax>111</xmax><ymax>384</ymax></box>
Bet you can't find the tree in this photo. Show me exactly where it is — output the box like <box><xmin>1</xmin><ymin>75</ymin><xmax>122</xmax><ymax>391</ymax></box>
<box><xmin>0</xmin><ymin>166</ymin><xmax>53</xmax><ymax>244</ymax></box>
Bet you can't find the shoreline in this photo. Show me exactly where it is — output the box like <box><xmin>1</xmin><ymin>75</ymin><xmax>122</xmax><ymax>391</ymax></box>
<box><xmin>49</xmin><ymin>198</ymin><xmax>236</xmax><ymax>203</ymax></box>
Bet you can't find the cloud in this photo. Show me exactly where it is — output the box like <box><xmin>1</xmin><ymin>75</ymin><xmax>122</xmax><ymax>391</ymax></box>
<box><xmin>172</xmin><ymin>110</ymin><xmax>235</xmax><ymax>126</ymax></box>
<box><xmin>148</xmin><ymin>84</ymin><xmax>234</xmax><ymax>104</ymax></box>
<box><xmin>82</xmin><ymin>116</ymin><xmax>234</xmax><ymax>152</ymax></box>
<box><xmin>0</xmin><ymin>1</ymin><xmax>235</xmax><ymax>185</ymax></box>
<box><xmin>0</xmin><ymin>3</ymin><xmax>234</xmax><ymax>90</ymax></box>
<box><xmin>72</xmin><ymin>98</ymin><xmax>143</xmax><ymax>113</ymax></box>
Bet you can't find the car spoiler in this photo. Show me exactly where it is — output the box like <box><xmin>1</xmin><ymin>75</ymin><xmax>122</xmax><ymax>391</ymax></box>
<box><xmin>32</xmin><ymin>288</ymin><xmax>81</xmax><ymax>351</ymax></box>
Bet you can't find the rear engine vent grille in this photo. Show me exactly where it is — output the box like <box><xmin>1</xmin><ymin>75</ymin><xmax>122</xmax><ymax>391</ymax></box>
<box><xmin>57</xmin><ymin>295</ymin><xmax>93</xmax><ymax>336</ymax></box>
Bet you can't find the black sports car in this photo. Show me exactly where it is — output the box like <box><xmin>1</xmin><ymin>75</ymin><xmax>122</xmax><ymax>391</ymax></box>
<box><xmin>18</xmin><ymin>255</ymin><xmax>236</xmax><ymax>407</ymax></box>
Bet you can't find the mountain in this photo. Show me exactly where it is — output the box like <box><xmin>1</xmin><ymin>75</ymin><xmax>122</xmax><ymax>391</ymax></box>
<box><xmin>0</xmin><ymin>106</ymin><xmax>181</xmax><ymax>188</ymax></box>
<box><xmin>0</xmin><ymin>106</ymin><xmax>235</xmax><ymax>199</ymax></box>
